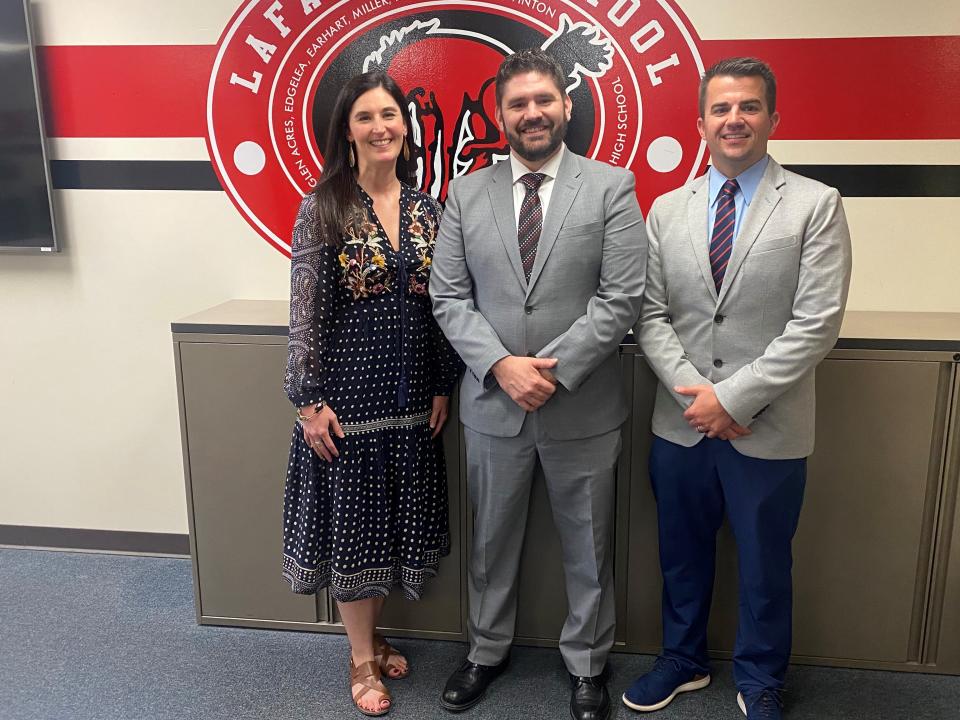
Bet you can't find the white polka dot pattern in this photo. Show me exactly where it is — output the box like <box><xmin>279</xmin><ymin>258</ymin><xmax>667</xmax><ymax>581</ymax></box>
<box><xmin>282</xmin><ymin>184</ymin><xmax>462</xmax><ymax>602</ymax></box>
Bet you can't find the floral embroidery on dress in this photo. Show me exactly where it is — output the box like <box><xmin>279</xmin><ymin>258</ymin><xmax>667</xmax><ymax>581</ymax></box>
<box><xmin>406</xmin><ymin>199</ymin><xmax>438</xmax><ymax>296</ymax></box>
<box><xmin>339</xmin><ymin>215</ymin><xmax>392</xmax><ymax>299</ymax></box>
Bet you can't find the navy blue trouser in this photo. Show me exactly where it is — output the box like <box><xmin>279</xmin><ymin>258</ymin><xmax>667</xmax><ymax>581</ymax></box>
<box><xmin>650</xmin><ymin>435</ymin><xmax>806</xmax><ymax>696</ymax></box>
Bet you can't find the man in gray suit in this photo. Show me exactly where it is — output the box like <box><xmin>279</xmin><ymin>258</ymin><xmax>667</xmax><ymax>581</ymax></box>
<box><xmin>623</xmin><ymin>58</ymin><xmax>852</xmax><ymax>720</ymax></box>
<box><xmin>430</xmin><ymin>48</ymin><xmax>646</xmax><ymax>720</ymax></box>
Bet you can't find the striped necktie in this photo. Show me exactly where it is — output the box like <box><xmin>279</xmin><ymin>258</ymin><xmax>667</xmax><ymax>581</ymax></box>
<box><xmin>710</xmin><ymin>178</ymin><xmax>739</xmax><ymax>292</ymax></box>
<box><xmin>518</xmin><ymin>172</ymin><xmax>546</xmax><ymax>282</ymax></box>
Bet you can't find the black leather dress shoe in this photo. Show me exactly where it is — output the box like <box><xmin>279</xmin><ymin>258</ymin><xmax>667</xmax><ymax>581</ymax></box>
<box><xmin>440</xmin><ymin>657</ymin><xmax>509</xmax><ymax>712</ymax></box>
<box><xmin>570</xmin><ymin>673</ymin><xmax>611</xmax><ymax>720</ymax></box>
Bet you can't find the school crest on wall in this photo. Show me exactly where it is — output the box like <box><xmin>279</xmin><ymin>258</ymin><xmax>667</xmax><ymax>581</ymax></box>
<box><xmin>206</xmin><ymin>0</ymin><xmax>706</xmax><ymax>255</ymax></box>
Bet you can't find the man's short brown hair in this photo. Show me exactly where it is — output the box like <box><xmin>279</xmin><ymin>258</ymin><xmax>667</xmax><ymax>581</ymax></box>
<box><xmin>495</xmin><ymin>48</ymin><xmax>567</xmax><ymax>107</ymax></box>
<box><xmin>699</xmin><ymin>57</ymin><xmax>777</xmax><ymax>116</ymax></box>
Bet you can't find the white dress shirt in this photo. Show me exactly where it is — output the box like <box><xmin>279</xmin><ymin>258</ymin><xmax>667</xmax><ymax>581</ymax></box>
<box><xmin>509</xmin><ymin>144</ymin><xmax>565</xmax><ymax>230</ymax></box>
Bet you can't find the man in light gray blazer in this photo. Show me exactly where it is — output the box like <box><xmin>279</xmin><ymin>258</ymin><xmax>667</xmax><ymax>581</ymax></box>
<box><xmin>431</xmin><ymin>48</ymin><xmax>646</xmax><ymax>720</ymax></box>
<box><xmin>623</xmin><ymin>58</ymin><xmax>852</xmax><ymax>720</ymax></box>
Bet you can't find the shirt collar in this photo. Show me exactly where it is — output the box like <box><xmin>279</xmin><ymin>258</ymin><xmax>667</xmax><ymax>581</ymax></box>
<box><xmin>510</xmin><ymin>143</ymin><xmax>565</xmax><ymax>185</ymax></box>
<box><xmin>708</xmin><ymin>154</ymin><xmax>769</xmax><ymax>207</ymax></box>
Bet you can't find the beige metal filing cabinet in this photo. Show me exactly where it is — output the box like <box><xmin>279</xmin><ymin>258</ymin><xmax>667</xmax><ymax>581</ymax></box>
<box><xmin>173</xmin><ymin>302</ymin><xmax>960</xmax><ymax>674</ymax></box>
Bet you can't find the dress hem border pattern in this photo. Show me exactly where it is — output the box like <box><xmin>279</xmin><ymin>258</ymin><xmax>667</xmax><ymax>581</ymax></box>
<box><xmin>281</xmin><ymin>534</ymin><xmax>451</xmax><ymax>602</ymax></box>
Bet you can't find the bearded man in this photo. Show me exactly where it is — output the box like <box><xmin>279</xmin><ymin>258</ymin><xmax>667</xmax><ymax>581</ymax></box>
<box><xmin>430</xmin><ymin>47</ymin><xmax>647</xmax><ymax>720</ymax></box>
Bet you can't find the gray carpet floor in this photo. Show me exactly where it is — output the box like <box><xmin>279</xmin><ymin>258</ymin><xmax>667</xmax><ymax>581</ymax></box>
<box><xmin>1</xmin><ymin>548</ymin><xmax>957</xmax><ymax>720</ymax></box>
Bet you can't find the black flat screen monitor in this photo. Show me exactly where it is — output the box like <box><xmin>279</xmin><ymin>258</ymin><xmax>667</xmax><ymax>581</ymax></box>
<box><xmin>0</xmin><ymin>0</ymin><xmax>57</xmax><ymax>252</ymax></box>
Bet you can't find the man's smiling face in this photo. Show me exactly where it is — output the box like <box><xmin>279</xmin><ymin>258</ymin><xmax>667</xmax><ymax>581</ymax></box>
<box><xmin>495</xmin><ymin>70</ymin><xmax>572</xmax><ymax>170</ymax></box>
<box><xmin>698</xmin><ymin>74</ymin><xmax>780</xmax><ymax>177</ymax></box>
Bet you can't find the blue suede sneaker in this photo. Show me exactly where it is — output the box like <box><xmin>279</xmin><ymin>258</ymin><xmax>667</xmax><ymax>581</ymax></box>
<box><xmin>737</xmin><ymin>690</ymin><xmax>783</xmax><ymax>719</ymax></box>
<box><xmin>621</xmin><ymin>657</ymin><xmax>710</xmax><ymax>712</ymax></box>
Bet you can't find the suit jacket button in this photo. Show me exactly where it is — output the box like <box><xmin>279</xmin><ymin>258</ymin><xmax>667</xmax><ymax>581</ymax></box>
<box><xmin>714</xmin><ymin>314</ymin><xmax>725</xmax><ymax>324</ymax></box>
<box><xmin>524</xmin><ymin>305</ymin><xmax>534</xmax><ymax>315</ymax></box>
<box><xmin>526</xmin><ymin>352</ymin><xmax>536</xmax><ymax>358</ymax></box>
<box><xmin>713</xmin><ymin>359</ymin><xmax>723</xmax><ymax>368</ymax></box>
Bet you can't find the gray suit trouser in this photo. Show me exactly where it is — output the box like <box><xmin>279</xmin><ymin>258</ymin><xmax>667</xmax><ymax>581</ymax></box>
<box><xmin>463</xmin><ymin>412</ymin><xmax>620</xmax><ymax>677</ymax></box>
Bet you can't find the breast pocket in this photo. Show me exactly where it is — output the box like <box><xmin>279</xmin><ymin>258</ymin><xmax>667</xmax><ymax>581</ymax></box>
<box><xmin>751</xmin><ymin>234</ymin><xmax>799</xmax><ymax>254</ymax></box>
<box><xmin>557</xmin><ymin>220</ymin><xmax>603</xmax><ymax>240</ymax></box>
<box><xmin>746</xmin><ymin>237</ymin><xmax>802</xmax><ymax>280</ymax></box>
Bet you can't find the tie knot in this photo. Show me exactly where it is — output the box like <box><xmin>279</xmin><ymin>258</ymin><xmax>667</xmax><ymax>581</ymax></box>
<box><xmin>520</xmin><ymin>172</ymin><xmax>546</xmax><ymax>192</ymax></box>
<box><xmin>721</xmin><ymin>178</ymin><xmax>739</xmax><ymax>197</ymax></box>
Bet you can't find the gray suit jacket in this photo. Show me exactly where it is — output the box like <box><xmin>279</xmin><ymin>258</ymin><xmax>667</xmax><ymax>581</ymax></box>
<box><xmin>431</xmin><ymin>147</ymin><xmax>647</xmax><ymax>440</ymax></box>
<box><xmin>637</xmin><ymin>157</ymin><xmax>852</xmax><ymax>459</ymax></box>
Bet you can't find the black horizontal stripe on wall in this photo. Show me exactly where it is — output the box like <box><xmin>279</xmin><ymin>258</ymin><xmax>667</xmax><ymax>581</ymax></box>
<box><xmin>50</xmin><ymin>160</ymin><xmax>960</xmax><ymax>197</ymax></box>
<box><xmin>51</xmin><ymin>160</ymin><xmax>222</xmax><ymax>191</ymax></box>
<box><xmin>783</xmin><ymin>164</ymin><xmax>960</xmax><ymax>198</ymax></box>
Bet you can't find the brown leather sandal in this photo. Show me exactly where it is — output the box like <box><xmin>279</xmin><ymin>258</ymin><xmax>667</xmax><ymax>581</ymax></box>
<box><xmin>373</xmin><ymin>633</ymin><xmax>410</xmax><ymax>679</ymax></box>
<box><xmin>349</xmin><ymin>658</ymin><xmax>391</xmax><ymax>716</ymax></box>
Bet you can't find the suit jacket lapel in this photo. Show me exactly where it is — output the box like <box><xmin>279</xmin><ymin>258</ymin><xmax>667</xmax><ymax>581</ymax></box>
<box><xmin>685</xmin><ymin>174</ymin><xmax>716</xmax><ymax>301</ymax></box>
<box><xmin>488</xmin><ymin>160</ymin><xmax>527</xmax><ymax>289</ymax></box>
<box><xmin>718</xmin><ymin>159</ymin><xmax>785</xmax><ymax>304</ymax></box>
<box><xmin>526</xmin><ymin>148</ymin><xmax>582</xmax><ymax>296</ymax></box>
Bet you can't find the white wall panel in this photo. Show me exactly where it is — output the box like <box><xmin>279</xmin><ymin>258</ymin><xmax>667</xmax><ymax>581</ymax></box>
<box><xmin>31</xmin><ymin>0</ymin><xmax>235</xmax><ymax>45</ymax></box>
<box><xmin>845</xmin><ymin>198</ymin><xmax>960</xmax><ymax>313</ymax></box>
<box><xmin>30</xmin><ymin>0</ymin><xmax>960</xmax><ymax>45</ymax></box>
<box><xmin>0</xmin><ymin>191</ymin><xmax>288</xmax><ymax>533</ymax></box>
<box><xmin>768</xmin><ymin>140</ymin><xmax>960</xmax><ymax>166</ymax></box>
<box><xmin>681</xmin><ymin>0</ymin><xmax>960</xmax><ymax>39</ymax></box>
<box><xmin>48</xmin><ymin>138</ymin><xmax>210</xmax><ymax>161</ymax></box>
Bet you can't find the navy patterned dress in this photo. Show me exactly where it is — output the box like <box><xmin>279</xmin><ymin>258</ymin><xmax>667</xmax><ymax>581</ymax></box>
<box><xmin>282</xmin><ymin>183</ymin><xmax>460</xmax><ymax>602</ymax></box>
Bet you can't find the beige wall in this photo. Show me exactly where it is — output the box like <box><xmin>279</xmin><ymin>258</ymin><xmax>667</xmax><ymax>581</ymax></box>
<box><xmin>0</xmin><ymin>191</ymin><xmax>288</xmax><ymax>533</ymax></box>
<box><xmin>1</xmin><ymin>1</ymin><xmax>958</xmax><ymax>534</ymax></box>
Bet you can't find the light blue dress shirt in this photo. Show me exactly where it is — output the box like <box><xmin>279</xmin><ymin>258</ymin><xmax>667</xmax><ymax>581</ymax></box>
<box><xmin>707</xmin><ymin>155</ymin><xmax>769</xmax><ymax>242</ymax></box>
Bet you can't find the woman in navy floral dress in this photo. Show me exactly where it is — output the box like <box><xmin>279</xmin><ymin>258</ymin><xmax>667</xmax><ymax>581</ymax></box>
<box><xmin>282</xmin><ymin>72</ymin><xmax>460</xmax><ymax>715</ymax></box>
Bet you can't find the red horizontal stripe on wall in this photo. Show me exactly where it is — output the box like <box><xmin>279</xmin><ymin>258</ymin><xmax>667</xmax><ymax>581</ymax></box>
<box><xmin>38</xmin><ymin>36</ymin><xmax>960</xmax><ymax>140</ymax></box>
<box><xmin>702</xmin><ymin>36</ymin><xmax>960</xmax><ymax>140</ymax></box>
<box><xmin>38</xmin><ymin>45</ymin><xmax>217</xmax><ymax>138</ymax></box>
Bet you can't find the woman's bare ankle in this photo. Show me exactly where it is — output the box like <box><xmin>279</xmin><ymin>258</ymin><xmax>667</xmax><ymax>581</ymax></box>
<box><xmin>351</xmin><ymin>649</ymin><xmax>376</xmax><ymax>666</ymax></box>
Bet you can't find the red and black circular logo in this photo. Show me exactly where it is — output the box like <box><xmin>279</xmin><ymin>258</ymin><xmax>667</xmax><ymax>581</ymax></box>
<box><xmin>207</xmin><ymin>0</ymin><xmax>706</xmax><ymax>255</ymax></box>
